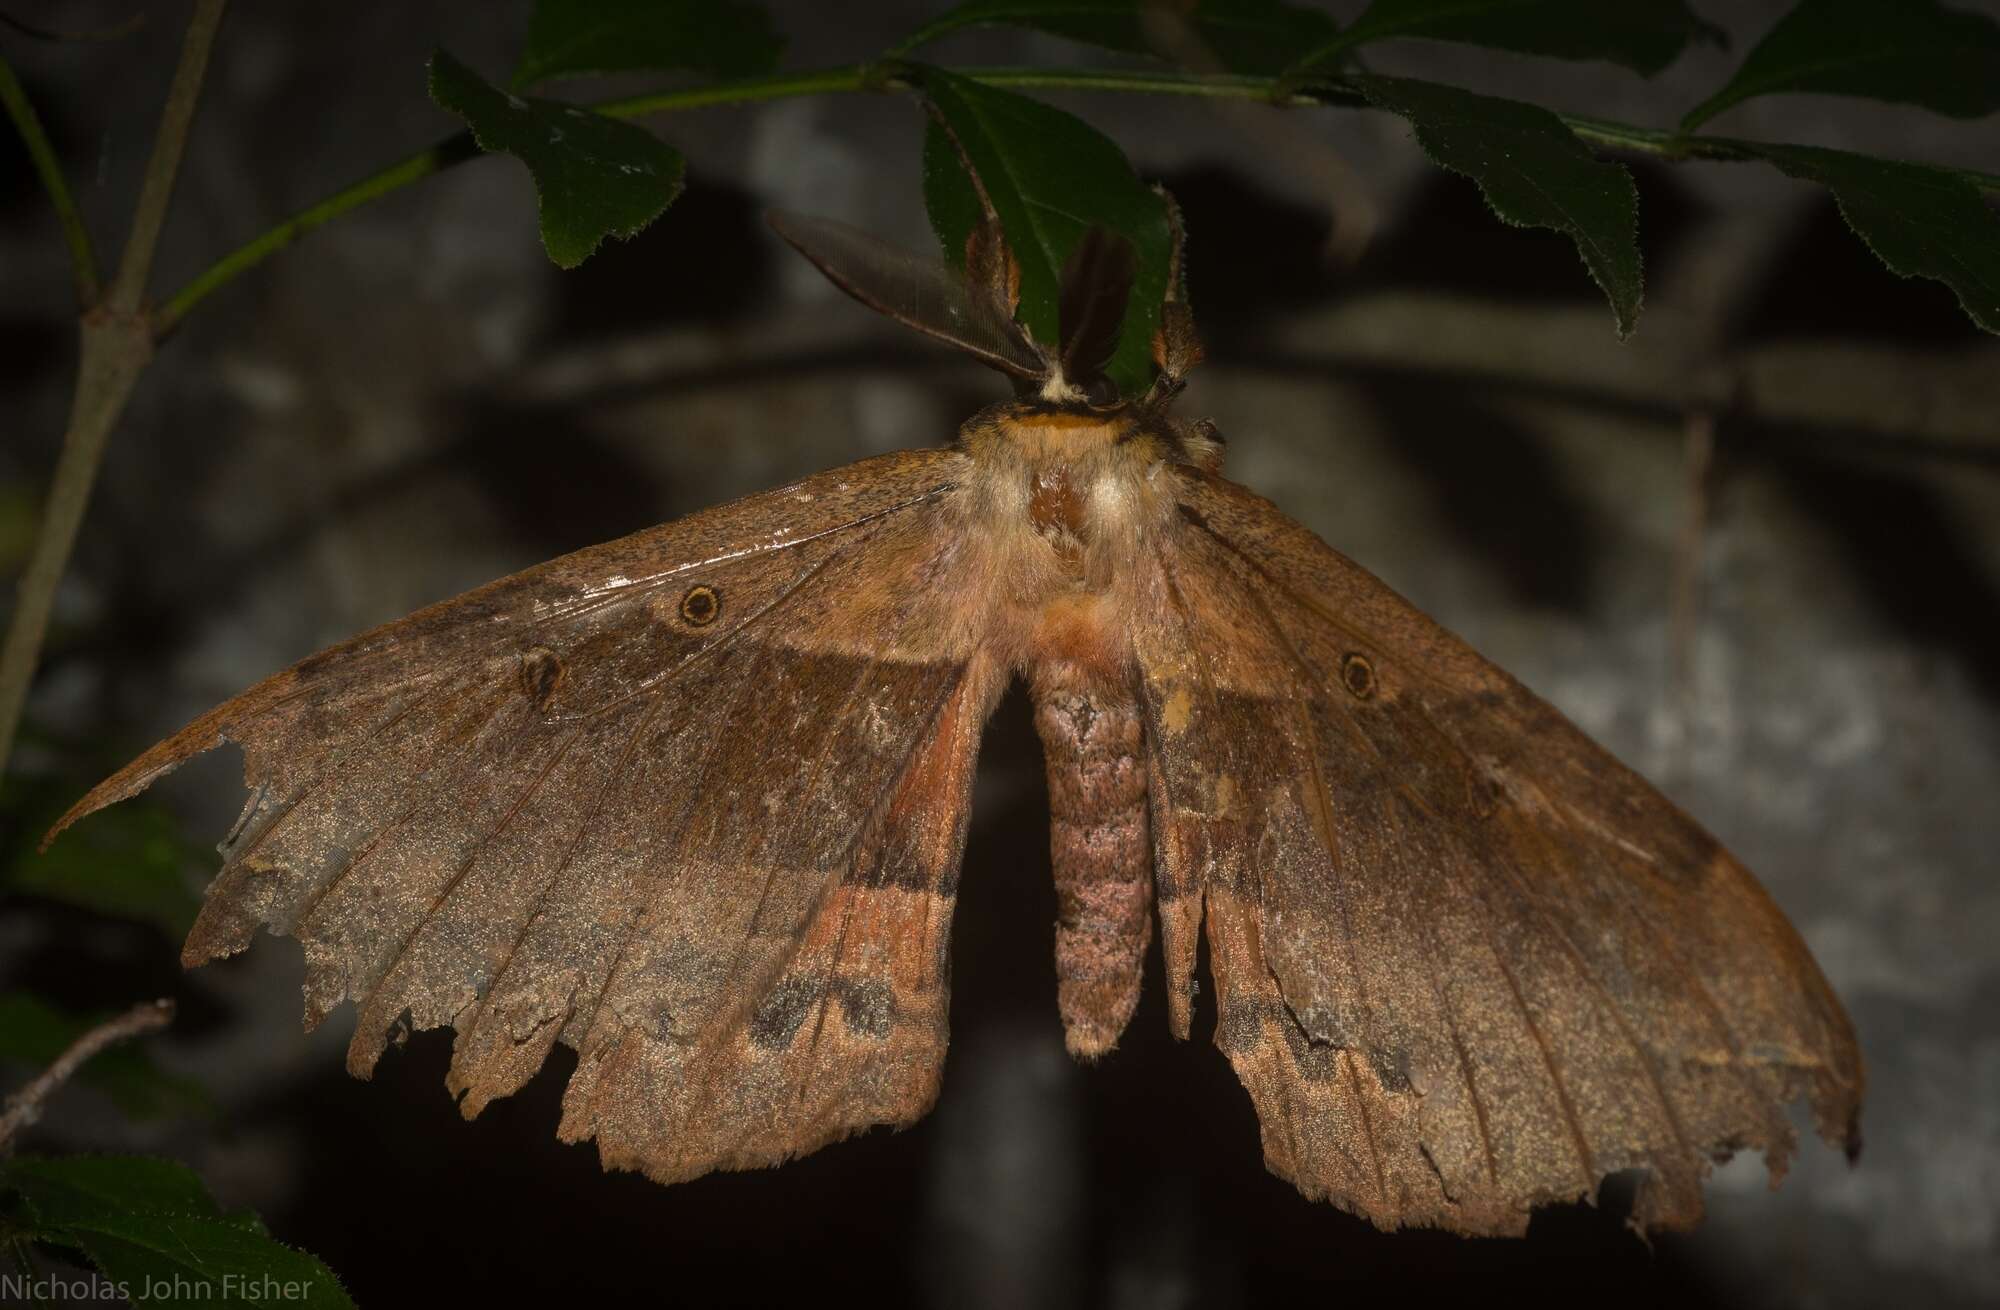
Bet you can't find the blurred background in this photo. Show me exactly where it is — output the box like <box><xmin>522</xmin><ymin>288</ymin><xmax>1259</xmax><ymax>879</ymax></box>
<box><xmin>2</xmin><ymin>1</ymin><xmax>1997</xmax><ymax>1306</ymax></box>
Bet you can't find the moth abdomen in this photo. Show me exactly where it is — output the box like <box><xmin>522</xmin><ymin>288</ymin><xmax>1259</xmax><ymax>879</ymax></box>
<box><xmin>1031</xmin><ymin>668</ymin><xmax>1152</xmax><ymax>1060</ymax></box>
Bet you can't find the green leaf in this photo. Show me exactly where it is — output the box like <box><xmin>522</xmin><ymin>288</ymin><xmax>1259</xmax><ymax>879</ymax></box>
<box><xmin>891</xmin><ymin>0</ymin><xmax>1337</xmax><ymax>75</ymax></box>
<box><xmin>512</xmin><ymin>0</ymin><xmax>783</xmax><ymax>89</ymax></box>
<box><xmin>915</xmin><ymin>66</ymin><xmax>1169</xmax><ymax>394</ymax></box>
<box><xmin>2</xmin><ymin>1155</ymin><xmax>354</xmax><ymax>1309</ymax></box>
<box><xmin>429</xmin><ymin>49</ymin><xmax>687</xmax><ymax>269</ymax></box>
<box><xmin>0</xmin><ymin>995</ymin><xmax>210</xmax><ymax>1122</ymax></box>
<box><xmin>1354</xmin><ymin>75</ymin><xmax>1644</xmax><ymax>336</ymax></box>
<box><xmin>2</xmin><ymin>1157</ymin><xmax>225</xmax><ymax>1227</ymax></box>
<box><xmin>4</xmin><ymin>772</ymin><xmax>203</xmax><ymax>939</ymax></box>
<box><xmin>1289</xmin><ymin>0</ymin><xmax>1723</xmax><ymax>80</ymax></box>
<box><xmin>1747</xmin><ymin>144</ymin><xmax>2000</xmax><ymax>334</ymax></box>
<box><xmin>1681</xmin><ymin>0</ymin><xmax>2000</xmax><ymax>130</ymax></box>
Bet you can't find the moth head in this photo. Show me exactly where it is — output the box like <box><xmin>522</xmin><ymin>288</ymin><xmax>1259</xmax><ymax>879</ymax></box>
<box><xmin>765</xmin><ymin>198</ymin><xmax>1202</xmax><ymax>416</ymax></box>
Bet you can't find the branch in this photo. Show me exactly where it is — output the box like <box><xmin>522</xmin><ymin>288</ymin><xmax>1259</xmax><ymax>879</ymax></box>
<box><xmin>0</xmin><ymin>0</ymin><xmax>228</xmax><ymax>775</ymax></box>
<box><xmin>0</xmin><ymin>50</ymin><xmax>100</xmax><ymax>304</ymax></box>
<box><xmin>150</xmin><ymin>61</ymin><xmax>2000</xmax><ymax>336</ymax></box>
<box><xmin>150</xmin><ymin>64</ymin><xmax>1326</xmax><ymax>328</ymax></box>
<box><xmin>152</xmin><ymin>63</ymin><xmax>872</xmax><ymax>332</ymax></box>
<box><xmin>106</xmin><ymin>0</ymin><xmax>228</xmax><ymax>314</ymax></box>
<box><xmin>0</xmin><ymin>1000</ymin><xmax>175</xmax><ymax>1152</ymax></box>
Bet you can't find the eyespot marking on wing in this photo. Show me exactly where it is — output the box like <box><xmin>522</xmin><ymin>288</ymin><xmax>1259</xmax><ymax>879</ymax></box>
<box><xmin>679</xmin><ymin>584</ymin><xmax>722</xmax><ymax>628</ymax></box>
<box><xmin>1341</xmin><ymin>652</ymin><xmax>1377</xmax><ymax>700</ymax></box>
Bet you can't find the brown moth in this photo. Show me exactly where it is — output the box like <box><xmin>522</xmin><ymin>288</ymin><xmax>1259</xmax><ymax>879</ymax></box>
<box><xmin>44</xmin><ymin>193</ymin><xmax>1862</xmax><ymax>1239</ymax></box>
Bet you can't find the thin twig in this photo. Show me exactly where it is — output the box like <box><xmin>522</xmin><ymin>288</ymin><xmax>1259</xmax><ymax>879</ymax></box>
<box><xmin>0</xmin><ymin>50</ymin><xmax>100</xmax><ymax>304</ymax></box>
<box><xmin>0</xmin><ymin>0</ymin><xmax>228</xmax><ymax>775</ymax></box>
<box><xmin>0</xmin><ymin>316</ymin><xmax>152</xmax><ymax>775</ymax></box>
<box><xmin>155</xmin><ymin>133</ymin><xmax>478</xmax><ymax>336</ymax></box>
<box><xmin>105</xmin><ymin>0</ymin><xmax>228</xmax><ymax>315</ymax></box>
<box><xmin>1656</xmin><ymin>200</ymin><xmax>1800</xmax><ymax>783</ymax></box>
<box><xmin>0</xmin><ymin>1000</ymin><xmax>176</xmax><ymax>1152</ymax></box>
<box><xmin>1664</xmin><ymin>408</ymin><xmax>1717</xmax><ymax>785</ymax></box>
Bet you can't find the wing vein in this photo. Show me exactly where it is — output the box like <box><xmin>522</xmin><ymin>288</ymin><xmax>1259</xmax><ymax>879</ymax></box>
<box><xmin>569</xmin><ymin>648</ymin><xmax>780</xmax><ymax>1077</ymax></box>
<box><xmin>474</xmin><ymin>689</ymin><xmax>672</xmax><ymax>1032</ymax></box>
<box><xmin>537</xmin><ymin>488</ymin><xmax>951</xmax><ymax>630</ymax></box>
<box><xmin>1178</xmin><ymin>502</ymin><xmax>1463</xmax><ymax>700</ymax></box>
<box><xmin>1343</xmin><ymin>1048</ymin><xmax>1391</xmax><ymax>1204</ymax></box>
<box><xmin>571</xmin><ymin>525</ymin><xmax>950</xmax><ymax>1070</ymax></box>
<box><xmin>1151</xmin><ymin>544</ymin><xmax>1323</xmax><ymax>1184</ymax></box>
<box><xmin>253</xmin><ymin>483</ymin><xmax>954</xmax><ymax>721</ymax></box>
<box><xmin>223</xmin><ymin>671</ymin><xmax>462</xmax><ymax>873</ymax></box>
<box><xmin>1379</xmin><ymin>792</ymin><xmax>1501</xmax><ymax>1189</ymax></box>
<box><xmin>567</xmin><ymin>517</ymin><xmax>901</xmax><ymax>723</ymax></box>
<box><xmin>1214</xmin><ymin>535</ymin><xmax>1411</xmax><ymax>1199</ymax></box>
<box><xmin>1186</xmin><ymin>510</ymin><xmax>1599</xmax><ymax>1191</ymax></box>
<box><xmin>1533</xmin><ymin>785</ymin><xmax>1777</xmax><ymax>1116</ymax></box>
<box><xmin>1476</xmin><ymin>907</ymin><xmax>1600</xmax><ymax>1192</ymax></box>
<box><xmin>697</xmin><ymin>660</ymin><xmax>972</xmax><ymax>1125</ymax></box>
<box><xmin>1192</xmin><ymin>488</ymin><xmax>1721</xmax><ymax>1181</ymax></box>
<box><xmin>363</xmin><ymin>715</ymin><xmax>590</xmax><ymax>1021</ymax></box>
<box><xmin>1489</xmin><ymin>793</ymin><xmax>1698</xmax><ymax>1166</ymax></box>
<box><xmin>569</xmin><ymin>638</ymin><xmax>794</xmax><ymax>1143</ymax></box>
<box><xmin>291</xmin><ymin>689</ymin><xmax>513</xmax><ymax>936</ymax></box>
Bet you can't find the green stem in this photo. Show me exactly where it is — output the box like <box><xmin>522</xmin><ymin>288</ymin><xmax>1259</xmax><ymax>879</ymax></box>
<box><xmin>155</xmin><ymin>134</ymin><xmax>479</xmax><ymax>336</ymax></box>
<box><xmin>1556</xmin><ymin>112</ymin><xmax>1753</xmax><ymax>161</ymax></box>
<box><xmin>597</xmin><ymin>64</ymin><xmax>1311</xmax><ymax>118</ymax></box>
<box><xmin>152</xmin><ymin>64</ymin><xmax>1315</xmax><ymax>328</ymax></box>
<box><xmin>156</xmin><ymin>67</ymin><xmax>874</xmax><ymax>332</ymax></box>
<box><xmin>0</xmin><ymin>50</ymin><xmax>100</xmax><ymax>305</ymax></box>
<box><xmin>593</xmin><ymin>62</ymin><xmax>873</xmax><ymax>116</ymax></box>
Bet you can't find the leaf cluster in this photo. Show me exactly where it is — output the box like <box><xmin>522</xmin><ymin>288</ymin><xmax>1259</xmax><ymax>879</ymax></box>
<box><xmin>429</xmin><ymin>0</ymin><xmax>2000</xmax><ymax>348</ymax></box>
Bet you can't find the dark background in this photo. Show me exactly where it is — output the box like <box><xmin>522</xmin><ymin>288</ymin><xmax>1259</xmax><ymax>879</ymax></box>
<box><xmin>4</xmin><ymin>2</ymin><xmax>1997</xmax><ymax>1306</ymax></box>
